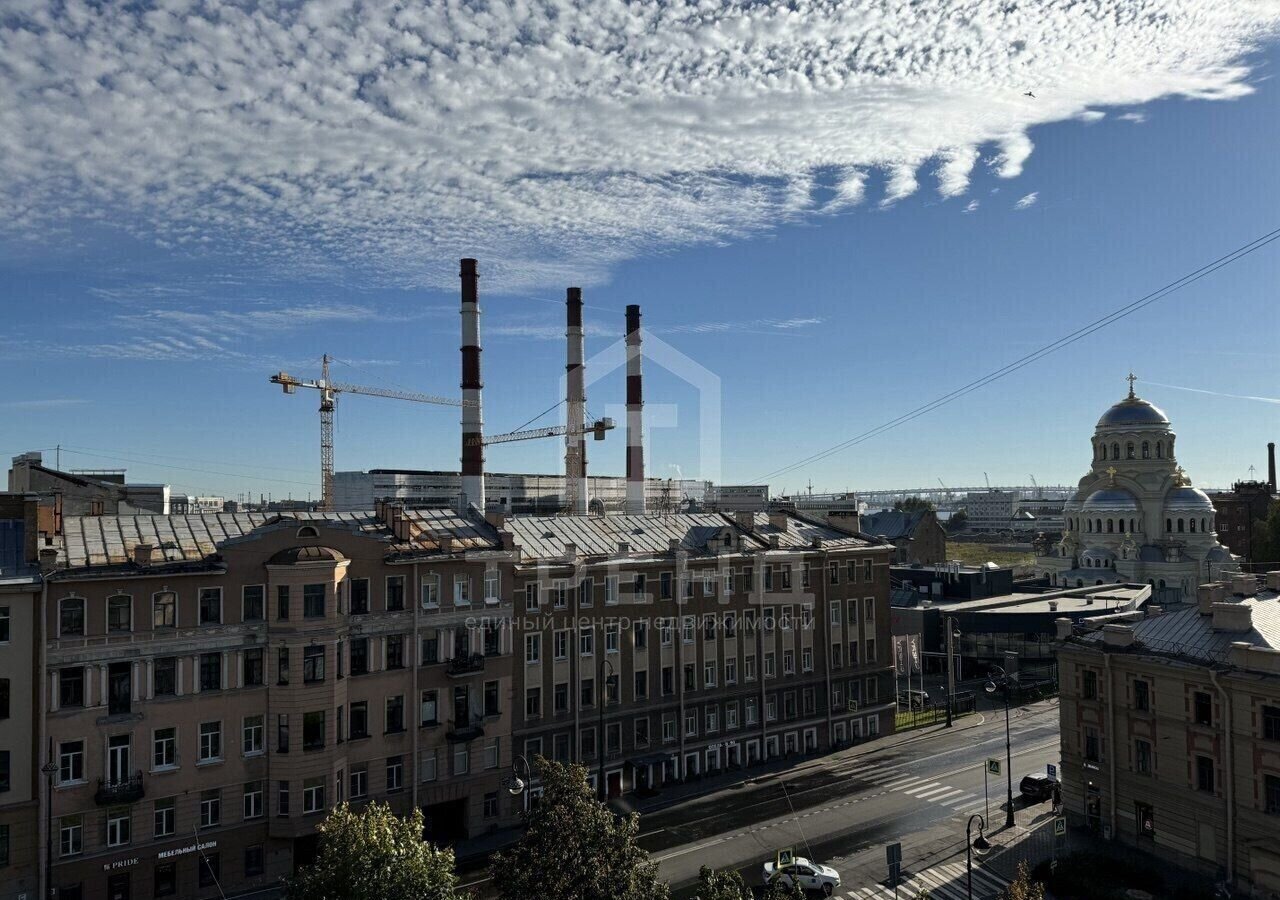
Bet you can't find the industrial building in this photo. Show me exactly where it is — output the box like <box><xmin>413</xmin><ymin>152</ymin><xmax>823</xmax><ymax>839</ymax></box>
<box><xmin>1057</xmin><ymin>573</ymin><xmax>1280</xmax><ymax>896</ymax></box>
<box><xmin>8</xmin><ymin>454</ymin><xmax>171</xmax><ymax>516</ymax></box>
<box><xmin>859</xmin><ymin>509</ymin><xmax>947</xmax><ymax>565</ymax></box>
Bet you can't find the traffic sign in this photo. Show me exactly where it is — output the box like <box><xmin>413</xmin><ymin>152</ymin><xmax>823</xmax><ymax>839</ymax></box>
<box><xmin>1047</xmin><ymin>763</ymin><xmax>1057</xmax><ymax>779</ymax></box>
<box><xmin>886</xmin><ymin>842</ymin><xmax>901</xmax><ymax>865</ymax></box>
<box><xmin>777</xmin><ymin>847</ymin><xmax>795</xmax><ymax>868</ymax></box>
<box><xmin>1054</xmin><ymin>817</ymin><xmax>1067</xmax><ymax>837</ymax></box>
<box><xmin>986</xmin><ymin>758</ymin><xmax>1001</xmax><ymax>776</ymax></box>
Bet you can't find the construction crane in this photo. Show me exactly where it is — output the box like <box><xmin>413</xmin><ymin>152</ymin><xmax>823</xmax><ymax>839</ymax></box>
<box><xmin>469</xmin><ymin>418</ymin><xmax>616</xmax><ymax>514</ymax></box>
<box><xmin>937</xmin><ymin>477</ymin><xmax>953</xmax><ymax>502</ymax></box>
<box><xmin>271</xmin><ymin>355</ymin><xmax>465</xmax><ymax>511</ymax></box>
<box><xmin>984</xmin><ymin>472</ymin><xmax>991</xmax><ymax>489</ymax></box>
<box><xmin>1029</xmin><ymin>474</ymin><xmax>1039</xmax><ymax>497</ymax></box>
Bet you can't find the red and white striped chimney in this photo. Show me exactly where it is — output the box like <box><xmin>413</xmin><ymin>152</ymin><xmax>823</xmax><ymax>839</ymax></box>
<box><xmin>459</xmin><ymin>258</ymin><xmax>485</xmax><ymax>512</ymax></box>
<box><xmin>565</xmin><ymin>288</ymin><xmax>589</xmax><ymax>515</ymax></box>
<box><xmin>625</xmin><ymin>304</ymin><xmax>646</xmax><ymax>515</ymax></box>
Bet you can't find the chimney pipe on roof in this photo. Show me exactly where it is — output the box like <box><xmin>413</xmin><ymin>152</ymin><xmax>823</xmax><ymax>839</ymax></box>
<box><xmin>459</xmin><ymin>258</ymin><xmax>486</xmax><ymax>513</ymax></box>
<box><xmin>565</xmin><ymin>288</ymin><xmax>588</xmax><ymax>516</ymax></box>
<box><xmin>625</xmin><ymin>304</ymin><xmax>646</xmax><ymax>515</ymax></box>
<box><xmin>1269</xmin><ymin>441</ymin><xmax>1276</xmax><ymax>494</ymax></box>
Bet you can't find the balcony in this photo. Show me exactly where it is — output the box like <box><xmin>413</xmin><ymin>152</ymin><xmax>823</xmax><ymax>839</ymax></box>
<box><xmin>95</xmin><ymin>772</ymin><xmax>144</xmax><ymax>806</ymax></box>
<box><xmin>446</xmin><ymin>716</ymin><xmax>485</xmax><ymax>742</ymax></box>
<box><xmin>446</xmin><ymin>653</ymin><xmax>485</xmax><ymax>678</ymax></box>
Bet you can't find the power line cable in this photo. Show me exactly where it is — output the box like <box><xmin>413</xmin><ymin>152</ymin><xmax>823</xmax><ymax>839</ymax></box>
<box><xmin>56</xmin><ymin>448</ymin><xmax>320</xmax><ymax>488</ymax></box>
<box><xmin>751</xmin><ymin>226</ymin><xmax>1280</xmax><ymax>485</ymax></box>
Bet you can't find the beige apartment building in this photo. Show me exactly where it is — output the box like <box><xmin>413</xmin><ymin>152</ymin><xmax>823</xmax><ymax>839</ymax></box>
<box><xmin>1057</xmin><ymin>573</ymin><xmax>1280</xmax><ymax>898</ymax></box>
<box><xmin>22</xmin><ymin>501</ymin><xmax>893</xmax><ymax>900</ymax></box>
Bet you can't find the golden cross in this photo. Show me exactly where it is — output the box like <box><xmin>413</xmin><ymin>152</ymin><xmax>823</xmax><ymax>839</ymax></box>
<box><xmin>1105</xmin><ymin>466</ymin><xmax>1117</xmax><ymax>484</ymax></box>
<box><xmin>1126</xmin><ymin>372</ymin><xmax>1137</xmax><ymax>398</ymax></box>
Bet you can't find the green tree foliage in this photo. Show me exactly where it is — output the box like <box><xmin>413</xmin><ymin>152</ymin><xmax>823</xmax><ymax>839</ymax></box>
<box><xmin>1251</xmin><ymin>500</ymin><xmax>1280</xmax><ymax>566</ymax></box>
<box><xmin>692</xmin><ymin>866</ymin><xmax>751</xmax><ymax>900</ymax></box>
<box><xmin>285</xmin><ymin>802</ymin><xmax>463</xmax><ymax>900</ymax></box>
<box><xmin>946</xmin><ymin>510</ymin><xmax>969</xmax><ymax>533</ymax></box>
<box><xmin>490</xmin><ymin>758</ymin><xmax>668</xmax><ymax>900</ymax></box>
<box><xmin>894</xmin><ymin>496</ymin><xmax>936</xmax><ymax>513</ymax></box>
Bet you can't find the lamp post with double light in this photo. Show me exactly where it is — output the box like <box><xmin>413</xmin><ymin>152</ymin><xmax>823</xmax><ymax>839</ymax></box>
<box><xmin>966</xmin><ymin>813</ymin><xmax>991</xmax><ymax>899</ymax></box>
<box><xmin>985</xmin><ymin>665</ymin><xmax>1016</xmax><ymax>828</ymax></box>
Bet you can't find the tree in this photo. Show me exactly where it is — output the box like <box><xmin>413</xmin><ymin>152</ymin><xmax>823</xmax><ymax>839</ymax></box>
<box><xmin>285</xmin><ymin>801</ymin><xmax>463</xmax><ymax>900</ymax></box>
<box><xmin>946</xmin><ymin>510</ymin><xmax>969</xmax><ymax>533</ymax></box>
<box><xmin>895</xmin><ymin>496</ymin><xmax>936</xmax><ymax>513</ymax></box>
<box><xmin>1251</xmin><ymin>500</ymin><xmax>1280</xmax><ymax>566</ymax></box>
<box><xmin>998</xmin><ymin>860</ymin><xmax>1045</xmax><ymax>900</ymax></box>
<box><xmin>692</xmin><ymin>865</ymin><xmax>805</xmax><ymax>900</ymax></box>
<box><xmin>490</xmin><ymin>758</ymin><xmax>668</xmax><ymax>900</ymax></box>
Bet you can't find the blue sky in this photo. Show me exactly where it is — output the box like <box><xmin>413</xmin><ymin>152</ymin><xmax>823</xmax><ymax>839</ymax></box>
<box><xmin>2</xmin><ymin>2</ymin><xmax>1279</xmax><ymax>501</ymax></box>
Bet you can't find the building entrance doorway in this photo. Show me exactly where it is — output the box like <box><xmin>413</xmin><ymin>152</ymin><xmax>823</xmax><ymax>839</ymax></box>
<box><xmin>422</xmin><ymin>797</ymin><xmax>469</xmax><ymax>844</ymax></box>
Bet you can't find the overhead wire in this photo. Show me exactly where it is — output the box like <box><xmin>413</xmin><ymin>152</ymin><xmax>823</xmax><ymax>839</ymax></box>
<box><xmin>751</xmin><ymin>225</ymin><xmax>1280</xmax><ymax>485</ymax></box>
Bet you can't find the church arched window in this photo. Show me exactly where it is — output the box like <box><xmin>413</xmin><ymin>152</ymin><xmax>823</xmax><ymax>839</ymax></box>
<box><xmin>1166</xmin><ymin>518</ymin><xmax>1172</xmax><ymax>533</ymax></box>
<box><xmin>1096</xmin><ymin>519</ymin><xmax>1103</xmax><ymax>533</ymax></box>
<box><xmin>1189</xmin><ymin>518</ymin><xmax>1196</xmax><ymax>533</ymax></box>
<box><xmin>1112</xmin><ymin>442</ymin><xmax>1120</xmax><ymax>459</ymax></box>
<box><xmin>1177</xmin><ymin>518</ymin><xmax>1184</xmax><ymax>533</ymax></box>
<box><xmin>1107</xmin><ymin>519</ymin><xmax>1114</xmax><ymax>533</ymax></box>
<box><xmin>1126</xmin><ymin>442</ymin><xmax>1135</xmax><ymax>459</ymax></box>
<box><xmin>1130</xmin><ymin>518</ymin><xmax>1136</xmax><ymax>533</ymax></box>
<box><xmin>1156</xmin><ymin>441</ymin><xmax>1163</xmax><ymax>458</ymax></box>
<box><xmin>1099</xmin><ymin>444</ymin><xmax>1107</xmax><ymax>460</ymax></box>
<box><xmin>1141</xmin><ymin>442</ymin><xmax>1150</xmax><ymax>459</ymax></box>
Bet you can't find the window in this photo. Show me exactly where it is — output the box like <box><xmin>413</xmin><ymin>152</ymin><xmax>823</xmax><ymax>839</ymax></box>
<box><xmin>1134</xmin><ymin>739</ymin><xmax>1152</xmax><ymax>775</ymax></box>
<box><xmin>303</xmin><ymin>711</ymin><xmax>326</xmax><ymax>750</ymax></box>
<box><xmin>105</xmin><ymin>808</ymin><xmax>131</xmax><ymax>847</ymax></box>
<box><xmin>1133</xmin><ymin>680</ymin><xmax>1150</xmax><ymax>712</ymax></box>
<box><xmin>60</xmin><ymin>815</ymin><xmax>83</xmax><ymax>857</ymax></box>
<box><xmin>1194</xmin><ymin>691</ymin><xmax>1213</xmax><ymax>726</ymax></box>
<box><xmin>421</xmin><ymin>690</ymin><xmax>439</xmax><ymax>725</ymax></box>
<box><xmin>303</xmin><ymin>777</ymin><xmax>325</xmax><ymax>814</ymax></box>
<box><xmin>244</xmin><ymin>781</ymin><xmax>264</xmax><ymax>819</ymax></box>
<box><xmin>484</xmin><ymin>680</ymin><xmax>500</xmax><ymax>717</ymax></box>
<box><xmin>606</xmin><ymin>622</ymin><xmax>620</xmax><ymax>653</ymax></box>
<box><xmin>606</xmin><ymin>575</ymin><xmax>620</xmax><ymax>605</ymax></box>
<box><xmin>1264</xmin><ymin>706</ymin><xmax>1280</xmax><ymax>742</ymax></box>
<box><xmin>59</xmin><ymin>667</ymin><xmax>85</xmax><ymax>708</ymax></box>
<box><xmin>153</xmin><ymin>798</ymin><xmax>175</xmax><ymax>838</ymax></box>
<box><xmin>385</xmin><ymin>756</ymin><xmax>404</xmax><ymax>792</ymax></box>
<box><xmin>199</xmin><ymin>652</ymin><xmax>222</xmax><ymax>691</ymax></box>
<box><xmin>421</xmin><ymin>630</ymin><xmax>440</xmax><ymax>665</ymax></box>
<box><xmin>554</xmin><ymin>629</ymin><xmax>569</xmax><ymax>660</ymax></box>
<box><xmin>1266</xmin><ymin>774</ymin><xmax>1280</xmax><ymax>815</ymax></box>
<box><xmin>704</xmin><ymin>662</ymin><xmax>717</xmax><ymax>688</ymax></box>
<box><xmin>349</xmin><ymin>702</ymin><xmax>368</xmax><ymax>739</ymax></box>
<box><xmin>705</xmin><ymin>707</ymin><xmax>718</xmax><ymax>733</ymax></box>
<box><xmin>484</xmin><ymin>792</ymin><xmax>499</xmax><ymax>819</ymax></box>
<box><xmin>684</xmin><ymin>663</ymin><xmax>695</xmax><ymax>691</ymax></box>
<box><xmin>682</xmin><ymin>573</ymin><xmax>694</xmax><ymax>599</ymax></box>
<box><xmin>635</xmin><ymin>669</ymin><xmax>648</xmax><ymax>700</ymax></box>
<box><xmin>454</xmin><ymin>574</ymin><xmax>471</xmax><ymax>606</ymax></box>
<box><xmin>525</xmin><ymin>634</ymin><xmax>541</xmax><ymax>665</ymax></box>
<box><xmin>200</xmin><ymin>789</ymin><xmax>221</xmax><ymax>828</ymax></box>
<box><xmin>525</xmin><ymin>687</ymin><xmax>542</xmax><ymax>718</ymax></box>
<box><xmin>242</xmin><ymin>585</ymin><xmax>265</xmax><ymax>622</ymax></box>
<box><xmin>783</xmin><ymin>650</ymin><xmax>794</xmax><ymax>675</ymax></box>
<box><xmin>243</xmin><ymin>716</ymin><xmax>264</xmax><ymax>756</ymax></box>
<box><xmin>829</xmin><ymin>562</ymin><xmax>840</xmax><ymax>584</ymax></box>
<box><xmin>386</xmin><ymin>576</ymin><xmax>405</xmax><ymax>611</ymax></box>
<box><xmin>275</xmin><ymin>584</ymin><xmax>290</xmax><ymax>620</ymax></box>
<box><xmin>746</xmin><ymin>698</ymin><xmax>758</xmax><ymax>725</ymax></box>
<box><xmin>660</xmin><ymin>571</ymin><xmax>673</xmax><ymax>599</ymax></box>
<box><xmin>198</xmin><ymin>588</ymin><xmax>222</xmax><ymax>625</ymax></box>
<box><xmin>275</xmin><ymin>647</ymin><xmax>291</xmax><ymax>686</ymax></box>
<box><xmin>579</xmin><ymin>628</ymin><xmax>594</xmax><ymax>657</ymax></box>
<box><xmin>1196</xmin><ymin>755</ymin><xmax>1215</xmax><ymax>793</ymax></box>
<box><xmin>347</xmin><ymin>578</ymin><xmax>368</xmax><ymax>614</ymax></box>
<box><xmin>277</xmin><ymin>781</ymin><xmax>290</xmax><ymax>816</ymax></box>
<box><xmin>303</xmin><ymin>584</ymin><xmax>325</xmax><ymax>618</ymax></box>
<box><xmin>350</xmin><ymin>638</ymin><xmax>369</xmax><ymax>675</ymax></box>
<box><xmin>764</xmin><ymin>653</ymin><xmax>776</xmax><ymax>678</ymax></box>
<box><xmin>385</xmin><ymin>696</ymin><xmax>404</xmax><ymax>733</ymax></box>
<box><xmin>298</xmin><ymin>645</ymin><xmax>324</xmax><ymax>684</ymax></box>
<box><xmin>580</xmin><ymin>576</ymin><xmax>593</xmax><ymax>607</ymax></box>
<box><xmin>59</xmin><ymin>597</ymin><xmax>85</xmax><ymax>636</ymax></box>
<box><xmin>245</xmin><ymin>845</ymin><xmax>265</xmax><ymax>877</ymax></box>
<box><xmin>153</xmin><ymin>591</ymin><xmax>176</xmax><ymax>629</ymax></box>
<box><xmin>524</xmin><ymin>582</ymin><xmax>539</xmax><ymax>611</ymax></box>
<box><xmin>554</xmin><ymin>682</ymin><xmax>569</xmax><ymax>714</ymax></box>
<box><xmin>1082</xmin><ymin>669</ymin><xmax>1098</xmax><ymax>700</ymax></box>
<box><xmin>350</xmin><ymin>766</ymin><xmax>368</xmax><ymax>798</ymax></box>
<box><xmin>454</xmin><ymin>744</ymin><xmax>470</xmax><ymax>775</ymax></box>
<box><xmin>1084</xmin><ymin>727</ymin><xmax>1100</xmax><ymax>763</ymax></box>
<box><xmin>0</xmin><ymin>752</ymin><xmax>9</xmax><ymax>792</ymax></box>
<box><xmin>153</xmin><ymin>728</ymin><xmax>177</xmax><ymax>769</ymax></box>
<box><xmin>723</xmin><ymin>569</ymin><xmax>734</xmax><ymax>596</ymax></box>
<box><xmin>243</xmin><ymin>648</ymin><xmax>264</xmax><ymax>686</ymax></box>
<box><xmin>59</xmin><ymin>740</ymin><xmax>84</xmax><ymax>784</ymax></box>
<box><xmin>199</xmin><ymin>722</ymin><xmax>222</xmax><ymax>762</ymax></box>
<box><xmin>552</xmin><ymin>580</ymin><xmax>568</xmax><ymax>609</ymax></box>
<box><xmin>580</xmin><ymin>678</ymin><xmax>595</xmax><ymax>708</ymax></box>
<box><xmin>484</xmin><ymin>569</ymin><xmax>500</xmax><ymax>603</ymax></box>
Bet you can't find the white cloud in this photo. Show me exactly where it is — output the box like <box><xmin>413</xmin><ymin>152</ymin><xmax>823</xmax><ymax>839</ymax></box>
<box><xmin>1077</xmin><ymin>110</ymin><xmax>1107</xmax><ymax>122</ymax></box>
<box><xmin>0</xmin><ymin>2</ymin><xmax>1276</xmax><ymax>290</ymax></box>
<box><xmin>1119</xmin><ymin>111</ymin><xmax>1149</xmax><ymax>123</ymax></box>
<box><xmin>1014</xmin><ymin>192</ymin><xmax>1040</xmax><ymax>209</ymax></box>
<box><xmin>964</xmin><ymin>199</ymin><xmax>981</xmax><ymax>213</ymax></box>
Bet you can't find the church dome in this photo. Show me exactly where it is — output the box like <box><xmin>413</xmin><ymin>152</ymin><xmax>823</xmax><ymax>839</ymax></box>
<box><xmin>1096</xmin><ymin>395</ymin><xmax>1169</xmax><ymax>428</ymax></box>
<box><xmin>1082</xmin><ymin>488</ymin><xmax>1138</xmax><ymax>511</ymax></box>
<box><xmin>1164</xmin><ymin>486</ymin><xmax>1214</xmax><ymax>512</ymax></box>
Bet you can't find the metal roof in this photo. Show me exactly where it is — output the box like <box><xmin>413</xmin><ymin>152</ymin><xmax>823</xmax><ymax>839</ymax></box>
<box><xmin>1074</xmin><ymin>590</ymin><xmax>1280</xmax><ymax>663</ymax></box>
<box><xmin>503</xmin><ymin>513</ymin><xmax>738</xmax><ymax>560</ymax></box>
<box><xmin>860</xmin><ymin>510</ymin><xmax>926</xmax><ymax>540</ymax></box>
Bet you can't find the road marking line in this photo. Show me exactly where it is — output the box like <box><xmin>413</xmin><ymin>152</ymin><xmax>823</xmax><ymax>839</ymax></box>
<box><xmin>913</xmin><ymin>785</ymin><xmax>959</xmax><ymax>800</ymax></box>
<box><xmin>879</xmin><ymin>776</ymin><xmax>921</xmax><ymax>790</ymax></box>
<box><xmin>902</xmin><ymin>781</ymin><xmax>943</xmax><ymax>796</ymax></box>
<box><xmin>927</xmin><ymin>788</ymin><xmax>970</xmax><ymax>803</ymax></box>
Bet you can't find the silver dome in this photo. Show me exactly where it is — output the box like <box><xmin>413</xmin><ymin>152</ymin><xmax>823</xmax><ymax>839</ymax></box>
<box><xmin>1096</xmin><ymin>395</ymin><xmax>1170</xmax><ymax>428</ymax></box>
<box><xmin>1083</xmin><ymin>488</ymin><xmax>1139</xmax><ymax>510</ymax></box>
<box><xmin>1164</xmin><ymin>486</ymin><xmax>1214</xmax><ymax>511</ymax></box>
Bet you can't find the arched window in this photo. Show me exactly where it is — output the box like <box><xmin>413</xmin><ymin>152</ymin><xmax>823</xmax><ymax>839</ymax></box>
<box><xmin>1189</xmin><ymin>518</ymin><xmax>1196</xmax><ymax>533</ymax></box>
<box><xmin>1100</xmin><ymin>444</ymin><xmax>1107</xmax><ymax>460</ymax></box>
<box><xmin>59</xmin><ymin>596</ymin><xmax>86</xmax><ymax>637</ymax></box>
<box><xmin>1202</xmin><ymin>517</ymin><xmax>1208</xmax><ymax>533</ymax></box>
<box><xmin>1177</xmin><ymin>518</ymin><xmax>1185</xmax><ymax>533</ymax></box>
<box><xmin>1126</xmin><ymin>442</ymin><xmax>1135</xmax><ymax>459</ymax></box>
<box><xmin>152</xmin><ymin>591</ymin><xmax>177</xmax><ymax>629</ymax></box>
<box><xmin>107</xmin><ymin>595</ymin><xmax>132</xmax><ymax>633</ymax></box>
<box><xmin>297</xmin><ymin>525</ymin><xmax>320</xmax><ymax>538</ymax></box>
<box><xmin>1107</xmin><ymin>519</ymin><xmax>1114</xmax><ymax>533</ymax></box>
<box><xmin>1141</xmin><ymin>442</ymin><xmax>1150</xmax><ymax>459</ymax></box>
<box><xmin>1096</xmin><ymin>579</ymin><xmax>1104</xmax><ymax>586</ymax></box>
<box><xmin>1166</xmin><ymin>518</ymin><xmax>1172</xmax><ymax>533</ymax></box>
<box><xmin>1156</xmin><ymin>442</ymin><xmax>1163</xmax><ymax>458</ymax></box>
<box><xmin>1112</xmin><ymin>442</ymin><xmax>1120</xmax><ymax>459</ymax></box>
<box><xmin>1096</xmin><ymin>519</ymin><xmax>1103</xmax><ymax>533</ymax></box>
<box><xmin>1130</xmin><ymin>518</ymin><xmax>1137</xmax><ymax>533</ymax></box>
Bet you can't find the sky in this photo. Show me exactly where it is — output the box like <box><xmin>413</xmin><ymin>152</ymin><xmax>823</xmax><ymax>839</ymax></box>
<box><xmin>2</xmin><ymin>1</ymin><xmax>1280</xmax><ymax>502</ymax></box>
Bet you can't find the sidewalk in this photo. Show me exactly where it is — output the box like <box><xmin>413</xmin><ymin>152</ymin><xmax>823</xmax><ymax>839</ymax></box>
<box><xmin>453</xmin><ymin>706</ymin><xmax>994</xmax><ymax>868</ymax></box>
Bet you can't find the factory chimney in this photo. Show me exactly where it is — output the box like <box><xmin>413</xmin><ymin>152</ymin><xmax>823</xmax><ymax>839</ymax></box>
<box><xmin>1269</xmin><ymin>441</ymin><xmax>1276</xmax><ymax>495</ymax></box>
<box><xmin>625</xmin><ymin>304</ymin><xmax>646</xmax><ymax>515</ymax></box>
<box><xmin>459</xmin><ymin>258</ymin><xmax>486</xmax><ymax>513</ymax></box>
<box><xmin>565</xmin><ymin>288</ymin><xmax>589</xmax><ymax>515</ymax></box>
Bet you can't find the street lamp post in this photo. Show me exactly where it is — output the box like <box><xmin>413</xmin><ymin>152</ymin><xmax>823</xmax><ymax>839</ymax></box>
<box><xmin>41</xmin><ymin>759</ymin><xmax>57</xmax><ymax>899</ymax></box>
<box><xmin>504</xmin><ymin>754</ymin><xmax>533</xmax><ymax>814</ymax></box>
<box><xmin>966</xmin><ymin>813</ymin><xmax>991</xmax><ymax>899</ymax></box>
<box><xmin>985</xmin><ymin>665</ymin><xmax>1016</xmax><ymax>828</ymax></box>
<box><xmin>945</xmin><ymin>617</ymin><xmax>959</xmax><ymax>728</ymax></box>
<box><xmin>598</xmin><ymin>655</ymin><xmax>614</xmax><ymax>801</ymax></box>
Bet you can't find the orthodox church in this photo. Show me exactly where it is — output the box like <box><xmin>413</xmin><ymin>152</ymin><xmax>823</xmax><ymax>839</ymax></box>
<box><xmin>1035</xmin><ymin>376</ymin><xmax>1238</xmax><ymax>602</ymax></box>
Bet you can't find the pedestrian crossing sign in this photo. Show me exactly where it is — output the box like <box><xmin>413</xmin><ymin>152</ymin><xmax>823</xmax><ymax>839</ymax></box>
<box><xmin>777</xmin><ymin>847</ymin><xmax>795</xmax><ymax>868</ymax></box>
<box><xmin>1054</xmin><ymin>817</ymin><xmax>1067</xmax><ymax>837</ymax></box>
<box><xmin>986</xmin><ymin>758</ymin><xmax>1001</xmax><ymax>776</ymax></box>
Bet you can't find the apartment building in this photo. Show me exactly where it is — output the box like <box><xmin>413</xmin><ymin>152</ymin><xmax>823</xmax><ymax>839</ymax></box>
<box><xmin>1056</xmin><ymin>573</ymin><xmax>1280</xmax><ymax>897</ymax></box>
<box><xmin>502</xmin><ymin>510</ymin><xmax>896</xmax><ymax>798</ymax></box>
<box><xmin>39</xmin><ymin>505</ymin><xmax>518</xmax><ymax>900</ymax></box>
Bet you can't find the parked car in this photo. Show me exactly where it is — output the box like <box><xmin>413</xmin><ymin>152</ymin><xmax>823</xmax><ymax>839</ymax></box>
<box><xmin>762</xmin><ymin>857</ymin><xmax>842</xmax><ymax>895</ymax></box>
<box><xmin>898</xmin><ymin>689</ymin><xmax>930</xmax><ymax>710</ymax></box>
<box><xmin>1019</xmin><ymin>772</ymin><xmax>1059</xmax><ymax>803</ymax></box>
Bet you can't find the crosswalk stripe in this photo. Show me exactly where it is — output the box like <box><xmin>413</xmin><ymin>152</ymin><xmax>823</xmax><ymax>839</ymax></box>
<box><xmin>878</xmin><ymin>775</ymin><xmax>920</xmax><ymax>789</ymax></box>
<box><xmin>928</xmin><ymin>788</ymin><xmax>969</xmax><ymax>804</ymax></box>
<box><xmin>902</xmin><ymin>781</ymin><xmax>943</xmax><ymax>796</ymax></box>
<box><xmin>914</xmin><ymin>785</ymin><xmax>959</xmax><ymax>800</ymax></box>
<box><xmin>838</xmin><ymin>860</ymin><xmax>1010</xmax><ymax>900</ymax></box>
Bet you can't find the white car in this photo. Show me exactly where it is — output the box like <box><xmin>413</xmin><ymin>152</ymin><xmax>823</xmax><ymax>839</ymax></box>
<box><xmin>762</xmin><ymin>857</ymin><xmax>842</xmax><ymax>895</ymax></box>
